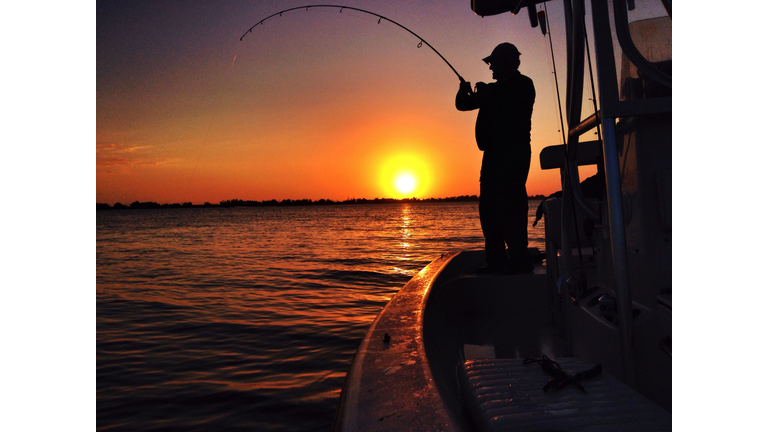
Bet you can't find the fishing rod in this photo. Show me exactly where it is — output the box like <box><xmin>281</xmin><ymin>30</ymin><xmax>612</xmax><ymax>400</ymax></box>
<box><xmin>240</xmin><ymin>4</ymin><xmax>466</xmax><ymax>83</ymax></box>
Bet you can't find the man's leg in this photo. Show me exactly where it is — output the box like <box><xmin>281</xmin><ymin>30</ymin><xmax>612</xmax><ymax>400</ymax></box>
<box><xmin>500</xmin><ymin>183</ymin><xmax>532</xmax><ymax>273</ymax></box>
<box><xmin>480</xmin><ymin>182</ymin><xmax>508</xmax><ymax>269</ymax></box>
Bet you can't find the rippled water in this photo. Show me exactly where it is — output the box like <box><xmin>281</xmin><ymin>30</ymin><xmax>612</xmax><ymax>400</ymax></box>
<box><xmin>96</xmin><ymin>201</ymin><xmax>544</xmax><ymax>431</ymax></box>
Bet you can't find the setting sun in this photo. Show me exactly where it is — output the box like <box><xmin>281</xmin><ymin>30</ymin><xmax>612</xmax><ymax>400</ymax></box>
<box><xmin>395</xmin><ymin>174</ymin><xmax>416</xmax><ymax>195</ymax></box>
<box><xmin>379</xmin><ymin>152</ymin><xmax>432</xmax><ymax>198</ymax></box>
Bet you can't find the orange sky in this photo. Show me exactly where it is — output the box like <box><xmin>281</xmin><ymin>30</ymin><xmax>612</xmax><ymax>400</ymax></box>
<box><xmin>94</xmin><ymin>0</ymin><xmax>659</xmax><ymax>205</ymax></box>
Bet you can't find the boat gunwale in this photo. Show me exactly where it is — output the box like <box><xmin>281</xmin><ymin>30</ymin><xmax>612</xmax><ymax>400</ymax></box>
<box><xmin>333</xmin><ymin>251</ymin><xmax>461</xmax><ymax>432</ymax></box>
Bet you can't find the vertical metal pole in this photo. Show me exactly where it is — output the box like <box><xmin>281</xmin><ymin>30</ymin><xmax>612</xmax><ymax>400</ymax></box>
<box><xmin>559</xmin><ymin>0</ymin><xmax>576</xmax><ymax>288</ymax></box>
<box><xmin>600</xmin><ymin>117</ymin><xmax>637</xmax><ymax>387</ymax></box>
<box><xmin>559</xmin><ymin>168</ymin><xmax>574</xmax><ymax>355</ymax></box>
<box><xmin>586</xmin><ymin>0</ymin><xmax>638</xmax><ymax>388</ymax></box>
<box><xmin>559</xmin><ymin>0</ymin><xmax>578</xmax><ymax>357</ymax></box>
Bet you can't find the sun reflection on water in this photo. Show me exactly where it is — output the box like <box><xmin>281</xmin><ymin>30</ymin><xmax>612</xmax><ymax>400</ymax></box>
<box><xmin>398</xmin><ymin>204</ymin><xmax>412</xmax><ymax>256</ymax></box>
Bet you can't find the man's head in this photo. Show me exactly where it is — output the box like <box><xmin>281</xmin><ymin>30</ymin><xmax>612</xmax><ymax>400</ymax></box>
<box><xmin>483</xmin><ymin>43</ymin><xmax>521</xmax><ymax>80</ymax></box>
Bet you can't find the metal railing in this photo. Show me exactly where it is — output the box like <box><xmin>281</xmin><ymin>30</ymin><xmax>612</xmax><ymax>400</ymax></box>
<box><xmin>560</xmin><ymin>0</ymin><xmax>676</xmax><ymax>388</ymax></box>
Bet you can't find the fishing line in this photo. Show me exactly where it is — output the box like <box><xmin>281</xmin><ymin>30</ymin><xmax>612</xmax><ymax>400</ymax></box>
<box><xmin>580</xmin><ymin>0</ymin><xmax>605</xmax><ymax>244</ymax></box>
<box><xmin>240</xmin><ymin>5</ymin><xmax>465</xmax><ymax>83</ymax></box>
<box><xmin>540</xmin><ymin>35</ymin><xmax>561</xmax><ymax>141</ymax></box>
<box><xmin>543</xmin><ymin>2</ymin><xmax>567</xmax><ymax>146</ymax></box>
<box><xmin>580</xmin><ymin>0</ymin><xmax>602</xmax><ymax>144</ymax></box>
<box><xmin>181</xmin><ymin>43</ymin><xmax>242</xmax><ymax>202</ymax></box>
<box><xmin>540</xmin><ymin>2</ymin><xmax>587</xmax><ymax>275</ymax></box>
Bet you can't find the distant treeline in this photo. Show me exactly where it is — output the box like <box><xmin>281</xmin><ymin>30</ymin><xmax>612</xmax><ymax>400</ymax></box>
<box><xmin>97</xmin><ymin>195</ymin><xmax>547</xmax><ymax>210</ymax></box>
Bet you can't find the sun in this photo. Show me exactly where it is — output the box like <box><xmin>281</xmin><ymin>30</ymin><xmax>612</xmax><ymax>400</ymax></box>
<box><xmin>378</xmin><ymin>152</ymin><xmax>432</xmax><ymax>198</ymax></box>
<box><xmin>395</xmin><ymin>173</ymin><xmax>417</xmax><ymax>195</ymax></box>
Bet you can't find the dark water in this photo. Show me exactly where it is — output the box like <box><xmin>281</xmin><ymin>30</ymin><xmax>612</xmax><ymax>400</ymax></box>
<box><xmin>97</xmin><ymin>201</ymin><xmax>545</xmax><ymax>431</ymax></box>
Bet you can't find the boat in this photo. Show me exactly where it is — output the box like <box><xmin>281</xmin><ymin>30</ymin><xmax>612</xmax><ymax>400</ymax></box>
<box><xmin>334</xmin><ymin>0</ymin><xmax>672</xmax><ymax>430</ymax></box>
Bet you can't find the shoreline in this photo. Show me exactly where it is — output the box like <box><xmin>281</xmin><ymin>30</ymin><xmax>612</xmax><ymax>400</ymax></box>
<box><xmin>97</xmin><ymin>195</ymin><xmax>547</xmax><ymax>210</ymax></box>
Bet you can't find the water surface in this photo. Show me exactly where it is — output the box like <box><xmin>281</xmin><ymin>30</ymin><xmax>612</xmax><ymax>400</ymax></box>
<box><xmin>97</xmin><ymin>201</ymin><xmax>545</xmax><ymax>431</ymax></box>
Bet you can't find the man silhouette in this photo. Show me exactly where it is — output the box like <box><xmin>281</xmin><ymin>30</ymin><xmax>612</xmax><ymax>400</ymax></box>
<box><xmin>455</xmin><ymin>42</ymin><xmax>536</xmax><ymax>274</ymax></box>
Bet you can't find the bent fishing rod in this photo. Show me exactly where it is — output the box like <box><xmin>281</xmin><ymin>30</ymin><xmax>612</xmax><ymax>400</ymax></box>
<box><xmin>240</xmin><ymin>4</ymin><xmax>466</xmax><ymax>83</ymax></box>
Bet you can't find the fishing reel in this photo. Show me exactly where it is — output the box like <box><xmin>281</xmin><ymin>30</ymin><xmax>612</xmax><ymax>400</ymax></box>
<box><xmin>566</xmin><ymin>270</ymin><xmax>595</xmax><ymax>305</ymax></box>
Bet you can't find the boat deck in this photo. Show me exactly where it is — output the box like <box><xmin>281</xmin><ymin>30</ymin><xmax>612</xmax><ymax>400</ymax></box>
<box><xmin>460</xmin><ymin>357</ymin><xmax>671</xmax><ymax>431</ymax></box>
<box><xmin>334</xmin><ymin>250</ymin><xmax>670</xmax><ymax>431</ymax></box>
<box><xmin>334</xmin><ymin>250</ymin><xmax>553</xmax><ymax>431</ymax></box>
<box><xmin>423</xmin><ymin>250</ymin><xmax>561</xmax><ymax>430</ymax></box>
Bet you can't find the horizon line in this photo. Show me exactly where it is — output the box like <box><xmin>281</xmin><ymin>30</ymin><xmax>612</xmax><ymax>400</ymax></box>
<box><xmin>97</xmin><ymin>194</ymin><xmax>550</xmax><ymax>209</ymax></box>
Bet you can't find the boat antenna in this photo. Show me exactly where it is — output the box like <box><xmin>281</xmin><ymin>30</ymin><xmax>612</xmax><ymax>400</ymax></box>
<box><xmin>240</xmin><ymin>5</ymin><xmax>466</xmax><ymax>83</ymax></box>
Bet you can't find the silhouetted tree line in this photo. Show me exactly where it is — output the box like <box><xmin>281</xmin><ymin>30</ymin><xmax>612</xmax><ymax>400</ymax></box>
<box><xmin>97</xmin><ymin>201</ymin><xmax>214</xmax><ymax>210</ymax></box>
<box><xmin>97</xmin><ymin>195</ymin><xmax>546</xmax><ymax>210</ymax></box>
<box><xmin>217</xmin><ymin>196</ymin><xmax>485</xmax><ymax>207</ymax></box>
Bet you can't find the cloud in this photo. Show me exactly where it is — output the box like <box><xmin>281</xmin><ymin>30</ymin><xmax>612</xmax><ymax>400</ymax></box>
<box><xmin>97</xmin><ymin>142</ymin><xmax>173</xmax><ymax>172</ymax></box>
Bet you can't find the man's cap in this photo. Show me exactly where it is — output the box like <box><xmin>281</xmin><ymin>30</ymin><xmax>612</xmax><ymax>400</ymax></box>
<box><xmin>482</xmin><ymin>43</ymin><xmax>521</xmax><ymax>64</ymax></box>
